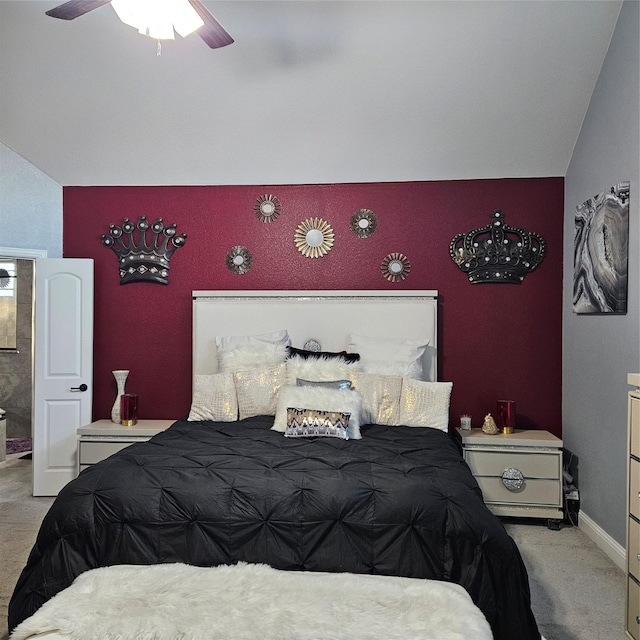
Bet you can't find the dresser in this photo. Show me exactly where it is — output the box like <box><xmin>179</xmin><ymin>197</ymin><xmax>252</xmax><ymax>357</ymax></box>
<box><xmin>77</xmin><ymin>419</ymin><xmax>174</xmax><ymax>473</ymax></box>
<box><xmin>457</xmin><ymin>428</ymin><xmax>563</xmax><ymax>526</ymax></box>
<box><xmin>627</xmin><ymin>373</ymin><xmax>640</xmax><ymax>640</ymax></box>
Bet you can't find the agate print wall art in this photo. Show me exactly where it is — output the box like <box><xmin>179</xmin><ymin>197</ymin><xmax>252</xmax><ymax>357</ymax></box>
<box><xmin>573</xmin><ymin>182</ymin><xmax>629</xmax><ymax>314</ymax></box>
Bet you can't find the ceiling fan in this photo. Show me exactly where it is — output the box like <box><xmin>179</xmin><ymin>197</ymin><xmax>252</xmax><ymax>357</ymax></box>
<box><xmin>46</xmin><ymin>0</ymin><xmax>234</xmax><ymax>49</ymax></box>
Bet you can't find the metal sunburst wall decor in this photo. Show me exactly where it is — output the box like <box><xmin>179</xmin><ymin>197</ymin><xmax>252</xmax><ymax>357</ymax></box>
<box><xmin>225</xmin><ymin>246</ymin><xmax>253</xmax><ymax>275</ymax></box>
<box><xmin>294</xmin><ymin>218</ymin><xmax>335</xmax><ymax>259</ymax></box>
<box><xmin>350</xmin><ymin>209</ymin><xmax>378</xmax><ymax>238</ymax></box>
<box><xmin>381</xmin><ymin>253</ymin><xmax>411</xmax><ymax>282</ymax></box>
<box><xmin>254</xmin><ymin>194</ymin><xmax>281</xmax><ymax>223</ymax></box>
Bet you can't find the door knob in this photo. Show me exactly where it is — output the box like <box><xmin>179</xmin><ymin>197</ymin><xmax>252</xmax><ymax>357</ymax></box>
<box><xmin>70</xmin><ymin>384</ymin><xmax>88</xmax><ymax>392</ymax></box>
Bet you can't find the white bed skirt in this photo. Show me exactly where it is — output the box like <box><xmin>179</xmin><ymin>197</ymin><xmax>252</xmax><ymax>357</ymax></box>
<box><xmin>10</xmin><ymin>562</ymin><xmax>493</xmax><ymax>640</ymax></box>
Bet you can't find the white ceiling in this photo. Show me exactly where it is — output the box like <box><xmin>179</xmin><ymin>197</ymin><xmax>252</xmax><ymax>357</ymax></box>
<box><xmin>0</xmin><ymin>0</ymin><xmax>622</xmax><ymax>186</ymax></box>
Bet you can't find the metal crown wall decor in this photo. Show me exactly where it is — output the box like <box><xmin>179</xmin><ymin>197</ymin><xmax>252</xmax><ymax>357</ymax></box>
<box><xmin>449</xmin><ymin>210</ymin><xmax>546</xmax><ymax>284</ymax></box>
<box><xmin>101</xmin><ymin>216</ymin><xmax>187</xmax><ymax>285</ymax></box>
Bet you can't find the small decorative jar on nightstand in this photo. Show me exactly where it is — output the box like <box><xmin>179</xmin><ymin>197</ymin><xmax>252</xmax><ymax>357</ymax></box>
<box><xmin>77</xmin><ymin>419</ymin><xmax>174</xmax><ymax>474</ymax></box>
<box><xmin>626</xmin><ymin>373</ymin><xmax>640</xmax><ymax>640</ymax></box>
<box><xmin>456</xmin><ymin>427</ymin><xmax>563</xmax><ymax>528</ymax></box>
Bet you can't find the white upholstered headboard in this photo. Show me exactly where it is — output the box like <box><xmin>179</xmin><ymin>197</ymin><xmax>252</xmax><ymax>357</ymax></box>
<box><xmin>192</xmin><ymin>290</ymin><xmax>438</xmax><ymax>381</ymax></box>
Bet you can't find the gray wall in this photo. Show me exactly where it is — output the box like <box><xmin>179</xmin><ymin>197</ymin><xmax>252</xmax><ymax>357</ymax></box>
<box><xmin>0</xmin><ymin>143</ymin><xmax>62</xmax><ymax>440</ymax></box>
<box><xmin>0</xmin><ymin>142</ymin><xmax>62</xmax><ymax>258</ymax></box>
<box><xmin>563</xmin><ymin>0</ymin><xmax>640</xmax><ymax>546</ymax></box>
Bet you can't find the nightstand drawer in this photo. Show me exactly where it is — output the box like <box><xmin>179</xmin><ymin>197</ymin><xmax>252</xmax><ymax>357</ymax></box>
<box><xmin>631</xmin><ymin>396</ymin><xmax>640</xmax><ymax>459</ymax></box>
<box><xmin>475</xmin><ymin>476</ymin><xmax>561</xmax><ymax>507</ymax></box>
<box><xmin>630</xmin><ymin>518</ymin><xmax>640</xmax><ymax>581</ymax></box>
<box><xmin>628</xmin><ymin>577</ymin><xmax>640</xmax><ymax>640</ymax></box>
<box><xmin>632</xmin><ymin>460</ymin><xmax>640</xmax><ymax>520</ymax></box>
<box><xmin>465</xmin><ymin>450</ymin><xmax>560</xmax><ymax>479</ymax></box>
<box><xmin>79</xmin><ymin>441</ymin><xmax>136</xmax><ymax>465</ymax></box>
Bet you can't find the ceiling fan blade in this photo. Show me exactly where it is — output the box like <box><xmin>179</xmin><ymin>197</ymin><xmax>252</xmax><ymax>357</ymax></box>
<box><xmin>188</xmin><ymin>0</ymin><xmax>234</xmax><ymax>49</ymax></box>
<box><xmin>46</xmin><ymin>0</ymin><xmax>112</xmax><ymax>20</ymax></box>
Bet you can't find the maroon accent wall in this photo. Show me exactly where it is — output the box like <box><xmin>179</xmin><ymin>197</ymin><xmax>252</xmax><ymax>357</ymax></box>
<box><xmin>63</xmin><ymin>178</ymin><xmax>564</xmax><ymax>436</ymax></box>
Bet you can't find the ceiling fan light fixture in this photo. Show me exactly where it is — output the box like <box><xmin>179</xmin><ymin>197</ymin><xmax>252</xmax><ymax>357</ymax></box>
<box><xmin>111</xmin><ymin>0</ymin><xmax>204</xmax><ymax>41</ymax></box>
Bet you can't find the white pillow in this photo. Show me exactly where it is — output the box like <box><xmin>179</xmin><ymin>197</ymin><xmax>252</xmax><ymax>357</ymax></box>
<box><xmin>349</xmin><ymin>371</ymin><xmax>402</xmax><ymax>425</ymax></box>
<box><xmin>188</xmin><ymin>373</ymin><xmax>238</xmax><ymax>422</ymax></box>
<box><xmin>234</xmin><ymin>363</ymin><xmax>287</xmax><ymax>420</ymax></box>
<box><xmin>347</xmin><ymin>333</ymin><xmax>428</xmax><ymax>380</ymax></box>
<box><xmin>272</xmin><ymin>385</ymin><xmax>363</xmax><ymax>440</ymax></box>
<box><xmin>219</xmin><ymin>343</ymin><xmax>288</xmax><ymax>373</ymax></box>
<box><xmin>215</xmin><ymin>329</ymin><xmax>291</xmax><ymax>351</ymax></box>
<box><xmin>398</xmin><ymin>380</ymin><xmax>453</xmax><ymax>432</ymax></box>
<box><xmin>286</xmin><ymin>355</ymin><xmax>361</xmax><ymax>386</ymax></box>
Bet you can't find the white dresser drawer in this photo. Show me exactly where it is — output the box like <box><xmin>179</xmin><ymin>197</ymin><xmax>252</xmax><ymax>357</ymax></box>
<box><xmin>628</xmin><ymin>577</ymin><xmax>640</xmax><ymax>640</ymax></box>
<box><xmin>79</xmin><ymin>440</ymin><xmax>137</xmax><ymax>465</ymax></box>
<box><xmin>631</xmin><ymin>396</ymin><xmax>640</xmax><ymax>459</ymax></box>
<box><xmin>466</xmin><ymin>450</ymin><xmax>560</xmax><ymax>479</ymax></box>
<box><xmin>630</xmin><ymin>518</ymin><xmax>640</xmax><ymax>581</ymax></box>
<box><xmin>475</xmin><ymin>476</ymin><xmax>561</xmax><ymax>507</ymax></box>
<box><xmin>631</xmin><ymin>460</ymin><xmax>640</xmax><ymax>521</ymax></box>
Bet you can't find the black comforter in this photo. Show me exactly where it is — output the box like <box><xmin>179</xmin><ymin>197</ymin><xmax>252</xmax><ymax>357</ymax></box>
<box><xmin>10</xmin><ymin>418</ymin><xmax>540</xmax><ymax>639</ymax></box>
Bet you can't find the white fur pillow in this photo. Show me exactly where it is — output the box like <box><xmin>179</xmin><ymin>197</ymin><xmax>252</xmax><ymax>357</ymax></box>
<box><xmin>398</xmin><ymin>380</ymin><xmax>453</xmax><ymax>431</ymax></box>
<box><xmin>219</xmin><ymin>343</ymin><xmax>288</xmax><ymax>373</ymax></box>
<box><xmin>286</xmin><ymin>355</ymin><xmax>361</xmax><ymax>386</ymax></box>
<box><xmin>188</xmin><ymin>373</ymin><xmax>238</xmax><ymax>422</ymax></box>
<box><xmin>347</xmin><ymin>333</ymin><xmax>428</xmax><ymax>380</ymax></box>
<box><xmin>272</xmin><ymin>385</ymin><xmax>363</xmax><ymax>439</ymax></box>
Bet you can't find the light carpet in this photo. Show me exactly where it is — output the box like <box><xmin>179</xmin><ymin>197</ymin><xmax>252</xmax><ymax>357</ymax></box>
<box><xmin>9</xmin><ymin>562</ymin><xmax>492</xmax><ymax>640</ymax></box>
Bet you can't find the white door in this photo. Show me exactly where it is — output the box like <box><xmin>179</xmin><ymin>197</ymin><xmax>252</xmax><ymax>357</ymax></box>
<box><xmin>33</xmin><ymin>259</ymin><xmax>94</xmax><ymax>496</ymax></box>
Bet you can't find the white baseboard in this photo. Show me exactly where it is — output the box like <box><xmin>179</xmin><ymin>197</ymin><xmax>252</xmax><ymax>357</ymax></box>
<box><xmin>578</xmin><ymin>510</ymin><xmax>625</xmax><ymax>571</ymax></box>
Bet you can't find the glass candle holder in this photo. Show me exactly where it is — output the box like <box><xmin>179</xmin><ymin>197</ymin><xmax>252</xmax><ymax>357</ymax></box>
<box><xmin>496</xmin><ymin>400</ymin><xmax>516</xmax><ymax>434</ymax></box>
<box><xmin>460</xmin><ymin>415</ymin><xmax>472</xmax><ymax>430</ymax></box>
<box><xmin>120</xmin><ymin>393</ymin><xmax>138</xmax><ymax>426</ymax></box>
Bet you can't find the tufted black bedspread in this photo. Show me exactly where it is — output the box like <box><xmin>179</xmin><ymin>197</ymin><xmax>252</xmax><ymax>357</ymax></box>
<box><xmin>9</xmin><ymin>417</ymin><xmax>540</xmax><ymax>639</ymax></box>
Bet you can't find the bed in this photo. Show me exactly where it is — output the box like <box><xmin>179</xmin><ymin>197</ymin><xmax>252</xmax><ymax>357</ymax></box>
<box><xmin>9</xmin><ymin>291</ymin><xmax>541</xmax><ymax>640</ymax></box>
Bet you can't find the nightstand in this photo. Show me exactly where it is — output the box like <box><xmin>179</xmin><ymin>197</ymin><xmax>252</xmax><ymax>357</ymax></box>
<box><xmin>456</xmin><ymin>428</ymin><xmax>563</xmax><ymax>527</ymax></box>
<box><xmin>77</xmin><ymin>419</ymin><xmax>175</xmax><ymax>473</ymax></box>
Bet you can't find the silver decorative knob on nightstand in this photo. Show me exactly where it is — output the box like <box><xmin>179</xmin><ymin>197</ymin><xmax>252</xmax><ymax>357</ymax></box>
<box><xmin>501</xmin><ymin>468</ymin><xmax>525</xmax><ymax>491</ymax></box>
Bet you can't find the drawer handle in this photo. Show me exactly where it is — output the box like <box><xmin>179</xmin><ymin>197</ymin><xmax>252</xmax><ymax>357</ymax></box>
<box><xmin>636</xmin><ymin>616</ymin><xmax>640</xmax><ymax>624</ymax></box>
<box><xmin>502</xmin><ymin>468</ymin><xmax>525</xmax><ymax>491</ymax></box>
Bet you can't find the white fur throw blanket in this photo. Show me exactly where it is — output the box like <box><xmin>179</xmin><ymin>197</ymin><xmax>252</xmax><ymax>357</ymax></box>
<box><xmin>10</xmin><ymin>562</ymin><xmax>493</xmax><ymax>640</ymax></box>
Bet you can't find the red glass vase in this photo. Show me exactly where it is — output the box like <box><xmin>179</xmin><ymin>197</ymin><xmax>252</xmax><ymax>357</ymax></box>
<box><xmin>496</xmin><ymin>400</ymin><xmax>516</xmax><ymax>434</ymax></box>
<box><xmin>120</xmin><ymin>393</ymin><xmax>138</xmax><ymax>426</ymax></box>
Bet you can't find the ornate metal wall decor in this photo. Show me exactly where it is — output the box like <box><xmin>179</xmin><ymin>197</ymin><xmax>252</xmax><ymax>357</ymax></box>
<box><xmin>294</xmin><ymin>218</ymin><xmax>335</xmax><ymax>258</ymax></box>
<box><xmin>449</xmin><ymin>210</ymin><xmax>546</xmax><ymax>284</ymax></box>
<box><xmin>100</xmin><ymin>216</ymin><xmax>186</xmax><ymax>285</ymax></box>
<box><xmin>254</xmin><ymin>194</ymin><xmax>281</xmax><ymax>223</ymax></box>
<box><xmin>573</xmin><ymin>181</ymin><xmax>629</xmax><ymax>314</ymax></box>
<box><xmin>350</xmin><ymin>209</ymin><xmax>378</xmax><ymax>238</ymax></box>
<box><xmin>225</xmin><ymin>246</ymin><xmax>253</xmax><ymax>275</ymax></box>
<box><xmin>381</xmin><ymin>253</ymin><xmax>411</xmax><ymax>282</ymax></box>
<box><xmin>303</xmin><ymin>339</ymin><xmax>322</xmax><ymax>352</ymax></box>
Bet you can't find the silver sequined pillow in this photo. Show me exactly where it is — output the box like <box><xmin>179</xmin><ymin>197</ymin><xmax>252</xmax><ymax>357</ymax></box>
<box><xmin>234</xmin><ymin>363</ymin><xmax>287</xmax><ymax>419</ymax></box>
<box><xmin>188</xmin><ymin>373</ymin><xmax>238</xmax><ymax>422</ymax></box>
<box><xmin>398</xmin><ymin>379</ymin><xmax>453</xmax><ymax>431</ymax></box>
<box><xmin>272</xmin><ymin>385</ymin><xmax>363</xmax><ymax>439</ymax></box>
<box><xmin>285</xmin><ymin>408</ymin><xmax>351</xmax><ymax>439</ymax></box>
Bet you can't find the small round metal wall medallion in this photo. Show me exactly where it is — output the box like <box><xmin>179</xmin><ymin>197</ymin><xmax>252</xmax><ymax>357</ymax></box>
<box><xmin>381</xmin><ymin>253</ymin><xmax>411</xmax><ymax>282</ymax></box>
<box><xmin>254</xmin><ymin>194</ymin><xmax>281</xmax><ymax>223</ymax></box>
<box><xmin>294</xmin><ymin>218</ymin><xmax>335</xmax><ymax>259</ymax></box>
<box><xmin>350</xmin><ymin>209</ymin><xmax>378</xmax><ymax>238</ymax></box>
<box><xmin>225</xmin><ymin>246</ymin><xmax>253</xmax><ymax>275</ymax></box>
